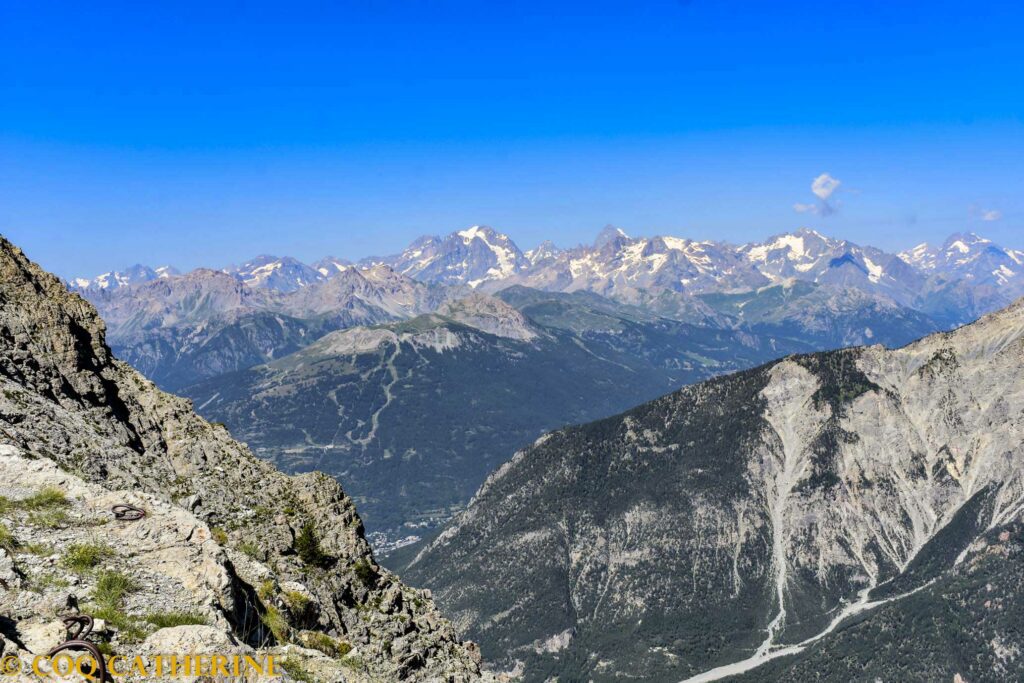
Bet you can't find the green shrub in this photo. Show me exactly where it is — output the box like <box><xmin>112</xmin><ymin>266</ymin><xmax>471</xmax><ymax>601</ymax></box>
<box><xmin>353</xmin><ymin>559</ymin><xmax>377</xmax><ymax>588</ymax></box>
<box><xmin>295</xmin><ymin>523</ymin><xmax>332</xmax><ymax>569</ymax></box>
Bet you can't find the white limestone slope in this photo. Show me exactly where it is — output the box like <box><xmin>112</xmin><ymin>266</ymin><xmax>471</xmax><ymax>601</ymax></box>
<box><xmin>685</xmin><ymin>298</ymin><xmax>1024</xmax><ymax>681</ymax></box>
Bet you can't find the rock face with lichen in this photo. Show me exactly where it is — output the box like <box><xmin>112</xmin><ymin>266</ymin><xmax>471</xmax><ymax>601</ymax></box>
<box><xmin>0</xmin><ymin>236</ymin><xmax>482</xmax><ymax>681</ymax></box>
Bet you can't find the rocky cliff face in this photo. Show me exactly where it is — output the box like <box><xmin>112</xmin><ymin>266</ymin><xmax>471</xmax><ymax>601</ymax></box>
<box><xmin>400</xmin><ymin>295</ymin><xmax>1024</xmax><ymax>682</ymax></box>
<box><xmin>0</xmin><ymin>237</ymin><xmax>483</xmax><ymax>681</ymax></box>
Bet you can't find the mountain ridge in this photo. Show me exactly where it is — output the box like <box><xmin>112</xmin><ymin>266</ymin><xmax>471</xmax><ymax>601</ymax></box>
<box><xmin>72</xmin><ymin>227</ymin><xmax>1024</xmax><ymax>329</ymax></box>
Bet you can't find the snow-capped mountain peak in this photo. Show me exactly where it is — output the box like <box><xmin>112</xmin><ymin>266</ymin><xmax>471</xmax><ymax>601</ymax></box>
<box><xmin>369</xmin><ymin>225</ymin><xmax>529</xmax><ymax>288</ymax></box>
<box><xmin>70</xmin><ymin>264</ymin><xmax>172</xmax><ymax>292</ymax></box>
<box><xmin>594</xmin><ymin>225</ymin><xmax>631</xmax><ymax>248</ymax></box>
<box><xmin>312</xmin><ymin>256</ymin><xmax>352</xmax><ymax>277</ymax></box>
<box><xmin>228</xmin><ymin>255</ymin><xmax>324</xmax><ymax>292</ymax></box>
<box><xmin>525</xmin><ymin>240</ymin><xmax>562</xmax><ymax>266</ymax></box>
<box><xmin>899</xmin><ymin>242</ymin><xmax>937</xmax><ymax>270</ymax></box>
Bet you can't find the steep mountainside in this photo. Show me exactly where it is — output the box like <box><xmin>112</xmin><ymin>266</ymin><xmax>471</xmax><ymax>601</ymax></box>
<box><xmin>0</xmin><ymin>237</ymin><xmax>483</xmax><ymax>680</ymax></box>
<box><xmin>399</xmin><ymin>296</ymin><xmax>1024</xmax><ymax>682</ymax></box>
<box><xmin>182</xmin><ymin>290</ymin><xmax>797</xmax><ymax>549</ymax></box>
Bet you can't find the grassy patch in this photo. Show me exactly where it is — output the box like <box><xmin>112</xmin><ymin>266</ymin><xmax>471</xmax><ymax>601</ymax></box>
<box><xmin>88</xmin><ymin>570</ymin><xmax>147</xmax><ymax>645</ymax></box>
<box><xmin>144</xmin><ymin>611</ymin><xmax>209</xmax><ymax>628</ymax></box>
<box><xmin>20</xmin><ymin>487</ymin><xmax>69</xmax><ymax>510</ymax></box>
<box><xmin>0</xmin><ymin>522</ymin><xmax>16</xmax><ymax>551</ymax></box>
<box><xmin>90</xmin><ymin>605</ymin><xmax>149</xmax><ymax>644</ymax></box>
<box><xmin>283</xmin><ymin>590</ymin><xmax>314</xmax><ymax>621</ymax></box>
<box><xmin>30</xmin><ymin>572</ymin><xmax>70</xmax><ymax>591</ymax></box>
<box><xmin>238</xmin><ymin>540</ymin><xmax>261</xmax><ymax>559</ymax></box>
<box><xmin>260</xmin><ymin>605</ymin><xmax>290</xmax><ymax>643</ymax></box>
<box><xmin>340</xmin><ymin>654</ymin><xmax>364</xmax><ymax>671</ymax></box>
<box><xmin>303</xmin><ymin>631</ymin><xmax>351</xmax><ymax>658</ymax></box>
<box><xmin>62</xmin><ymin>542</ymin><xmax>112</xmax><ymax>572</ymax></box>
<box><xmin>211</xmin><ymin>527</ymin><xmax>228</xmax><ymax>545</ymax></box>
<box><xmin>93</xmin><ymin>570</ymin><xmax>139</xmax><ymax>610</ymax></box>
<box><xmin>26</xmin><ymin>508</ymin><xmax>70</xmax><ymax>529</ymax></box>
<box><xmin>257</xmin><ymin>579</ymin><xmax>276</xmax><ymax>601</ymax></box>
<box><xmin>20</xmin><ymin>542</ymin><xmax>54</xmax><ymax>556</ymax></box>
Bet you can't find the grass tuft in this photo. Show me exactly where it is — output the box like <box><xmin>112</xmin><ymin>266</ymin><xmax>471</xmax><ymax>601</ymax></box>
<box><xmin>144</xmin><ymin>611</ymin><xmax>209</xmax><ymax>628</ymax></box>
<box><xmin>20</xmin><ymin>487</ymin><xmax>69</xmax><ymax>510</ymax></box>
<box><xmin>90</xmin><ymin>605</ymin><xmax>149</xmax><ymax>644</ymax></box>
<box><xmin>27</xmin><ymin>508</ymin><xmax>70</xmax><ymax>529</ymax></box>
<box><xmin>278</xmin><ymin>658</ymin><xmax>315</xmax><ymax>683</ymax></box>
<box><xmin>62</xmin><ymin>542</ymin><xmax>112</xmax><ymax>572</ymax></box>
<box><xmin>0</xmin><ymin>522</ymin><xmax>16</xmax><ymax>551</ymax></box>
<box><xmin>260</xmin><ymin>605</ymin><xmax>290</xmax><ymax>644</ymax></box>
<box><xmin>93</xmin><ymin>570</ymin><xmax>139</xmax><ymax>609</ymax></box>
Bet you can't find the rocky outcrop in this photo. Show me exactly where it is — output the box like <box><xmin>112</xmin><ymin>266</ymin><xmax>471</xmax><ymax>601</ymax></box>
<box><xmin>0</xmin><ymin>237</ymin><xmax>482</xmax><ymax>681</ymax></box>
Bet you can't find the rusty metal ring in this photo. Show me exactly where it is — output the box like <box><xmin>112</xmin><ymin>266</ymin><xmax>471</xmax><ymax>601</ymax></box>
<box><xmin>62</xmin><ymin>615</ymin><xmax>93</xmax><ymax>640</ymax></box>
<box><xmin>111</xmin><ymin>504</ymin><xmax>146</xmax><ymax>521</ymax></box>
<box><xmin>46</xmin><ymin>640</ymin><xmax>108</xmax><ymax>681</ymax></box>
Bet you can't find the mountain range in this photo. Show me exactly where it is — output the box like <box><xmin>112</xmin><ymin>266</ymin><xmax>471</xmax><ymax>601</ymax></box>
<box><xmin>73</xmin><ymin>227</ymin><xmax>1024</xmax><ymax>328</ymax></box>
<box><xmin>396</xmin><ymin>294</ymin><xmax>1024</xmax><ymax>682</ymax></box>
<box><xmin>13</xmin><ymin>221</ymin><xmax>1024</xmax><ymax>681</ymax></box>
<box><xmin>70</xmin><ymin>226</ymin><xmax>1024</xmax><ymax>392</ymax></box>
<box><xmin>67</xmin><ymin>226</ymin><xmax>1024</xmax><ymax>552</ymax></box>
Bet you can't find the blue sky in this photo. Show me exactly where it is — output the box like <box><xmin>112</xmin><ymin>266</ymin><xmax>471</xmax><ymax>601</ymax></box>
<box><xmin>1</xmin><ymin>0</ymin><xmax>1022</xmax><ymax>278</ymax></box>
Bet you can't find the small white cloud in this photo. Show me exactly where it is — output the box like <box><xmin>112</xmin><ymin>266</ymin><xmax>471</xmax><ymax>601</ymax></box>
<box><xmin>981</xmin><ymin>209</ymin><xmax>1002</xmax><ymax>222</ymax></box>
<box><xmin>793</xmin><ymin>203</ymin><xmax>817</xmax><ymax>214</ymax></box>
<box><xmin>811</xmin><ymin>173</ymin><xmax>841</xmax><ymax>200</ymax></box>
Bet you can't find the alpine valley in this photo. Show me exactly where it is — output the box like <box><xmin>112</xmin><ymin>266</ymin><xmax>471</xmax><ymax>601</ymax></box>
<box><xmin>70</xmin><ymin>226</ymin><xmax>1024</xmax><ymax>551</ymax></box>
